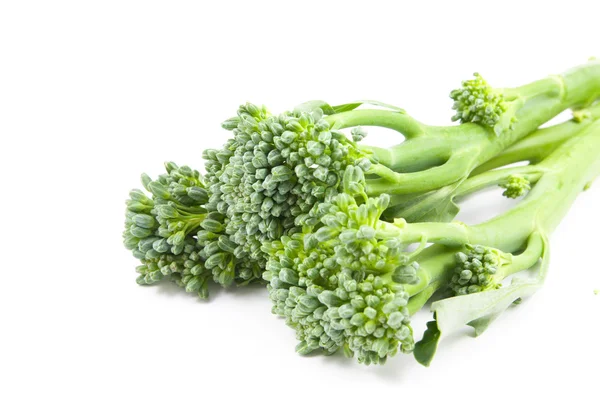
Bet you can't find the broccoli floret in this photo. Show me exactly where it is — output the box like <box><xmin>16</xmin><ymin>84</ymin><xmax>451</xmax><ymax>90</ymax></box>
<box><xmin>263</xmin><ymin>192</ymin><xmax>418</xmax><ymax>364</ymax></box>
<box><xmin>266</xmin><ymin>109</ymin><xmax>600</xmax><ymax>365</ymax></box>
<box><xmin>449</xmin><ymin>69</ymin><xmax>567</xmax><ymax>135</ymax></box>
<box><xmin>144</xmin><ymin>162</ymin><xmax>208</xmax><ymax>252</ymax></box>
<box><xmin>135</xmin><ymin>238</ymin><xmax>209</xmax><ymax>298</ymax></box>
<box><xmin>450</xmin><ymin>245</ymin><xmax>508</xmax><ymax>295</ymax></box>
<box><xmin>203</xmin><ymin>104</ymin><xmax>372</xmax><ymax>274</ymax></box>
<box><xmin>351</xmin><ymin>126</ymin><xmax>368</xmax><ymax>142</ymax></box>
<box><xmin>122</xmin><ymin>162</ymin><xmax>260</xmax><ymax>298</ymax></box>
<box><xmin>123</xmin><ymin>164</ymin><xmax>214</xmax><ymax>297</ymax></box>
<box><xmin>500</xmin><ymin>174</ymin><xmax>531</xmax><ymax>198</ymax></box>
<box><xmin>448</xmin><ymin>232</ymin><xmax>544</xmax><ymax>297</ymax></box>
<box><xmin>450</xmin><ymin>73</ymin><xmax>509</xmax><ymax>130</ymax></box>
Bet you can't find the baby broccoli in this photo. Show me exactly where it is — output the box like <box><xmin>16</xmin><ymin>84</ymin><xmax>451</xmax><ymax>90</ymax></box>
<box><xmin>121</xmin><ymin>59</ymin><xmax>600</xmax><ymax>367</ymax></box>
<box><xmin>263</xmin><ymin>113</ymin><xmax>600</xmax><ymax>365</ymax></box>
<box><xmin>200</xmin><ymin>60</ymin><xmax>600</xmax><ymax>282</ymax></box>
<box><xmin>123</xmin><ymin>162</ymin><xmax>261</xmax><ymax>298</ymax></box>
<box><xmin>123</xmin><ymin>61</ymin><xmax>600</xmax><ymax>300</ymax></box>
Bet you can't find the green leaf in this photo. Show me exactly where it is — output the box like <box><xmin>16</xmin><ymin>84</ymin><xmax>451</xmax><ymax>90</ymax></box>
<box><xmin>331</xmin><ymin>102</ymin><xmax>363</xmax><ymax>114</ymax></box>
<box><xmin>431</xmin><ymin>280</ymin><xmax>540</xmax><ymax>336</ymax></box>
<box><xmin>430</xmin><ymin>234</ymin><xmax>549</xmax><ymax>341</ymax></box>
<box><xmin>466</xmin><ymin>313</ymin><xmax>502</xmax><ymax>336</ymax></box>
<box><xmin>294</xmin><ymin>100</ymin><xmax>336</xmax><ymax>115</ymax></box>
<box><xmin>353</xmin><ymin>100</ymin><xmax>406</xmax><ymax>113</ymax></box>
<box><xmin>413</xmin><ymin>234</ymin><xmax>549</xmax><ymax>365</ymax></box>
<box><xmin>414</xmin><ymin>317</ymin><xmax>441</xmax><ymax>367</ymax></box>
<box><xmin>293</xmin><ymin>100</ymin><xmax>405</xmax><ymax>116</ymax></box>
<box><xmin>383</xmin><ymin>181</ymin><xmax>462</xmax><ymax>223</ymax></box>
<box><xmin>333</xmin><ymin>100</ymin><xmax>406</xmax><ymax>114</ymax></box>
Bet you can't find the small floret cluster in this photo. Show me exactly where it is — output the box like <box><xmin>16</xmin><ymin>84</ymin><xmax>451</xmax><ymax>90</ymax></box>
<box><xmin>203</xmin><ymin>104</ymin><xmax>373</xmax><ymax>271</ymax></box>
<box><xmin>500</xmin><ymin>174</ymin><xmax>531</xmax><ymax>199</ymax></box>
<box><xmin>263</xmin><ymin>189</ymin><xmax>419</xmax><ymax>365</ymax></box>
<box><xmin>197</xmin><ymin>210</ymin><xmax>263</xmax><ymax>286</ymax></box>
<box><xmin>123</xmin><ymin>162</ymin><xmax>212</xmax><ymax>297</ymax></box>
<box><xmin>450</xmin><ymin>244</ymin><xmax>509</xmax><ymax>295</ymax></box>
<box><xmin>451</xmin><ymin>73</ymin><xmax>508</xmax><ymax>130</ymax></box>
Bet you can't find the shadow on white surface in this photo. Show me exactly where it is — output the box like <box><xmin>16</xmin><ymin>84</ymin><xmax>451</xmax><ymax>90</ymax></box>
<box><xmin>151</xmin><ymin>279</ymin><xmax>267</xmax><ymax>303</ymax></box>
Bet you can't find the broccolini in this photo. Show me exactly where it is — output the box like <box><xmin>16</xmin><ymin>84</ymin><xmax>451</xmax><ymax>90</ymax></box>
<box><xmin>262</xmin><ymin>110</ymin><xmax>600</xmax><ymax>365</ymax></box>
<box><xmin>198</xmin><ymin>60</ymin><xmax>600</xmax><ymax>290</ymax></box>
<box><xmin>123</xmin><ymin>61</ymin><xmax>600</xmax><ymax>303</ymax></box>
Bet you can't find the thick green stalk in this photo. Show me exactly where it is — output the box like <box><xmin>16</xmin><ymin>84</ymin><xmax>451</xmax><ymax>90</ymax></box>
<box><xmin>384</xmin><ymin>104</ymin><xmax>600</xmax><ymax>223</ymax></box>
<box><xmin>473</xmin><ymin>118</ymin><xmax>600</xmax><ymax>251</ymax></box>
<box><xmin>326</xmin><ymin>109</ymin><xmax>426</xmax><ymax>138</ymax></box>
<box><xmin>409</xmin><ymin>118</ymin><xmax>600</xmax><ymax>297</ymax></box>
<box><xmin>498</xmin><ymin>233</ymin><xmax>545</xmax><ymax>279</ymax></box>
<box><xmin>406</xmin><ymin>248</ymin><xmax>457</xmax><ymax>297</ymax></box>
<box><xmin>408</xmin><ymin>280</ymin><xmax>444</xmax><ymax>315</ymax></box>
<box><xmin>377</xmin><ymin>219</ymin><xmax>471</xmax><ymax>246</ymax></box>
<box><xmin>367</xmin><ymin>149</ymin><xmax>477</xmax><ymax>194</ymax></box>
<box><xmin>473</xmin><ymin>101</ymin><xmax>600</xmax><ymax>175</ymax></box>
<box><xmin>328</xmin><ymin>61</ymin><xmax>600</xmax><ymax>196</ymax></box>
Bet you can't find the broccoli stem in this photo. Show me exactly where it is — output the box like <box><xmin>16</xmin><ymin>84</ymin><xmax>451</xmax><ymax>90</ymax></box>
<box><xmin>407</xmin><ymin>118</ymin><xmax>600</xmax><ymax>302</ymax></box>
<box><xmin>326</xmin><ymin>109</ymin><xmax>426</xmax><ymax>138</ymax></box>
<box><xmin>498</xmin><ymin>232</ymin><xmax>544</xmax><ymax>279</ymax></box>
<box><xmin>358</xmin><ymin>144</ymin><xmax>398</xmax><ymax>167</ymax></box>
<box><xmin>330</xmin><ymin>61</ymin><xmax>600</xmax><ymax>196</ymax></box>
<box><xmin>367</xmin><ymin>150</ymin><xmax>476</xmax><ymax>195</ymax></box>
<box><xmin>473</xmin><ymin>102</ymin><xmax>600</xmax><ymax>175</ymax></box>
<box><xmin>453</xmin><ymin>165</ymin><xmax>544</xmax><ymax>200</ymax></box>
<box><xmin>406</xmin><ymin>248</ymin><xmax>458</xmax><ymax>297</ymax></box>
<box><xmin>366</xmin><ymin>138</ymin><xmax>452</xmax><ymax>173</ymax></box>
<box><xmin>378</xmin><ymin>220</ymin><xmax>471</xmax><ymax>246</ymax></box>
<box><xmin>407</xmin><ymin>280</ymin><xmax>444</xmax><ymax>315</ymax></box>
<box><xmin>383</xmin><ymin>102</ymin><xmax>600</xmax><ymax>223</ymax></box>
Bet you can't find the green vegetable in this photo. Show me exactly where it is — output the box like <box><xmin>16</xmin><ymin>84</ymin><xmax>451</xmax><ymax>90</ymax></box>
<box><xmin>262</xmin><ymin>112</ymin><xmax>600</xmax><ymax>365</ymax></box>
<box><xmin>385</xmin><ymin>102</ymin><xmax>600</xmax><ymax>222</ymax></box>
<box><xmin>122</xmin><ymin>162</ymin><xmax>261</xmax><ymax>298</ymax></box>
<box><xmin>198</xmin><ymin>60</ymin><xmax>600</xmax><ymax>287</ymax></box>
<box><xmin>123</xmin><ymin>61</ymin><xmax>600</xmax><ymax>301</ymax></box>
<box><xmin>122</xmin><ymin>59</ymin><xmax>600</xmax><ymax>367</ymax></box>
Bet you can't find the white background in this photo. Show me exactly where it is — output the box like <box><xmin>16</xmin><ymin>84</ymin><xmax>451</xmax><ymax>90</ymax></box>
<box><xmin>2</xmin><ymin>1</ymin><xmax>599</xmax><ymax>399</ymax></box>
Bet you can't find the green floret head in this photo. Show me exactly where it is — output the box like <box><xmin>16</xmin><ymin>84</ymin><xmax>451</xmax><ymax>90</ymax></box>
<box><xmin>263</xmin><ymin>190</ymin><xmax>418</xmax><ymax>365</ymax></box>
<box><xmin>123</xmin><ymin>163</ymin><xmax>215</xmax><ymax>297</ymax></box>
<box><xmin>500</xmin><ymin>174</ymin><xmax>531</xmax><ymax>199</ymax></box>
<box><xmin>147</xmin><ymin>163</ymin><xmax>209</xmax><ymax>258</ymax></box>
<box><xmin>154</xmin><ymin>162</ymin><xmax>208</xmax><ymax>206</ymax></box>
<box><xmin>203</xmin><ymin>103</ymin><xmax>373</xmax><ymax>274</ymax></box>
<box><xmin>450</xmin><ymin>73</ymin><xmax>509</xmax><ymax>132</ymax></box>
<box><xmin>123</xmin><ymin>161</ymin><xmax>262</xmax><ymax>293</ymax></box>
<box><xmin>450</xmin><ymin>244</ymin><xmax>511</xmax><ymax>295</ymax></box>
<box><xmin>196</xmin><ymin>210</ymin><xmax>263</xmax><ymax>286</ymax></box>
<box><xmin>572</xmin><ymin>109</ymin><xmax>591</xmax><ymax>123</ymax></box>
<box><xmin>134</xmin><ymin>237</ymin><xmax>210</xmax><ymax>299</ymax></box>
<box><xmin>351</xmin><ymin>126</ymin><xmax>368</xmax><ymax>142</ymax></box>
<box><xmin>143</xmin><ymin>162</ymin><xmax>209</xmax><ymax>254</ymax></box>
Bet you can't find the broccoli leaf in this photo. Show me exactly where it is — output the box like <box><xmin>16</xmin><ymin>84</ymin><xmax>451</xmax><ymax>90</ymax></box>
<box><xmin>294</xmin><ymin>100</ymin><xmax>405</xmax><ymax>116</ymax></box>
<box><xmin>414</xmin><ymin>235</ymin><xmax>549</xmax><ymax>364</ymax></box>
<box><xmin>414</xmin><ymin>317</ymin><xmax>441</xmax><ymax>367</ymax></box>
<box><xmin>466</xmin><ymin>313</ymin><xmax>502</xmax><ymax>336</ymax></box>
<box><xmin>383</xmin><ymin>181</ymin><xmax>462</xmax><ymax>223</ymax></box>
